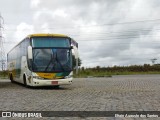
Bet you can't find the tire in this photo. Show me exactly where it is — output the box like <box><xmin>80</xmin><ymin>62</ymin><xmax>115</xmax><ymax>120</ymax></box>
<box><xmin>23</xmin><ymin>75</ymin><xmax>27</xmax><ymax>87</ymax></box>
<box><xmin>10</xmin><ymin>74</ymin><xmax>14</xmax><ymax>83</ymax></box>
<box><xmin>54</xmin><ymin>85</ymin><xmax>60</xmax><ymax>89</ymax></box>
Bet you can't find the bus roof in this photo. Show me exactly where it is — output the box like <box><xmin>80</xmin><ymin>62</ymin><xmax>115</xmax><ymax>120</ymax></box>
<box><xmin>7</xmin><ymin>33</ymin><xmax>70</xmax><ymax>54</ymax></box>
<box><xmin>27</xmin><ymin>33</ymin><xmax>68</xmax><ymax>38</ymax></box>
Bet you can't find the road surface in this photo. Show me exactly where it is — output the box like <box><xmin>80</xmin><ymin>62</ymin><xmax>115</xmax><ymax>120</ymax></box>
<box><xmin>0</xmin><ymin>75</ymin><xmax>160</xmax><ymax>120</ymax></box>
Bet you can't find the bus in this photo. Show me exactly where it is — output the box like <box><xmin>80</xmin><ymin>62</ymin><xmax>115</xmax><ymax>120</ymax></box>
<box><xmin>7</xmin><ymin>33</ymin><xmax>78</xmax><ymax>87</ymax></box>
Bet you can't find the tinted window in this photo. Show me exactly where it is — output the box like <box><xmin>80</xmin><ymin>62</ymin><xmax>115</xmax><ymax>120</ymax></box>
<box><xmin>32</xmin><ymin>37</ymin><xmax>70</xmax><ymax>47</ymax></box>
<box><xmin>32</xmin><ymin>48</ymin><xmax>72</xmax><ymax>72</ymax></box>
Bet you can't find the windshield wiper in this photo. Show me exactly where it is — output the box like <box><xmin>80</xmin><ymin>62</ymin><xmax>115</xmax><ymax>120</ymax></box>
<box><xmin>55</xmin><ymin>51</ymin><xmax>65</xmax><ymax>71</ymax></box>
<box><xmin>44</xmin><ymin>50</ymin><xmax>65</xmax><ymax>72</ymax></box>
<box><xmin>44</xmin><ymin>54</ymin><xmax>55</xmax><ymax>71</ymax></box>
<box><xmin>55</xmin><ymin>49</ymin><xmax>72</xmax><ymax>71</ymax></box>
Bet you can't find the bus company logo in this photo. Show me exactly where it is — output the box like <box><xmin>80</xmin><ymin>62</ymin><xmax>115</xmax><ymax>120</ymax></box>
<box><xmin>44</xmin><ymin>74</ymin><xmax>50</xmax><ymax>76</ymax></box>
<box><xmin>2</xmin><ymin>112</ymin><xmax>11</xmax><ymax>117</ymax></box>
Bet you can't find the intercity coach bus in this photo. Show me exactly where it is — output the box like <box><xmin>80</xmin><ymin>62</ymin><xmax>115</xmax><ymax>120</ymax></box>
<box><xmin>7</xmin><ymin>33</ymin><xmax>78</xmax><ymax>87</ymax></box>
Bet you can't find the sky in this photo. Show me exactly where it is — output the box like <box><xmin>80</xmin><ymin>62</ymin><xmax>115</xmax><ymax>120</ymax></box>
<box><xmin>1</xmin><ymin>0</ymin><xmax>160</xmax><ymax>67</ymax></box>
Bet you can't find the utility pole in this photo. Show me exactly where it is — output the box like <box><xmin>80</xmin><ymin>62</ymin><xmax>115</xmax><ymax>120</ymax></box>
<box><xmin>0</xmin><ymin>13</ymin><xmax>5</xmax><ymax>71</ymax></box>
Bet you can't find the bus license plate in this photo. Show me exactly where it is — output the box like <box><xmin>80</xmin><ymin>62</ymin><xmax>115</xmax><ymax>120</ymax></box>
<box><xmin>52</xmin><ymin>81</ymin><xmax>58</xmax><ymax>85</ymax></box>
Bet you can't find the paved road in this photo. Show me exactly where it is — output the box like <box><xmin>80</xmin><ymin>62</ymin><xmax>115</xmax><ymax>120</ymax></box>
<box><xmin>0</xmin><ymin>75</ymin><xmax>160</xmax><ymax>120</ymax></box>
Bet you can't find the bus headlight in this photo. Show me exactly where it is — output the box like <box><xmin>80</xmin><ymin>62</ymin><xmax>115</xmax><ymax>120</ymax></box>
<box><xmin>65</xmin><ymin>75</ymin><xmax>72</xmax><ymax>79</ymax></box>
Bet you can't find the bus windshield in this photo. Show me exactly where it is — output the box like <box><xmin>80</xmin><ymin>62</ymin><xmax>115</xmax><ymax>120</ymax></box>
<box><xmin>32</xmin><ymin>48</ymin><xmax>72</xmax><ymax>72</ymax></box>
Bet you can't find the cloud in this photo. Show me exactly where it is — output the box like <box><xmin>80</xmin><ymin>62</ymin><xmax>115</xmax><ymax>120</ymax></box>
<box><xmin>29</xmin><ymin>0</ymin><xmax>160</xmax><ymax>67</ymax></box>
<box><xmin>15</xmin><ymin>22</ymin><xmax>34</xmax><ymax>40</ymax></box>
<box><xmin>2</xmin><ymin>0</ymin><xmax>160</xmax><ymax>67</ymax></box>
<box><xmin>31</xmin><ymin>0</ymin><xmax>40</xmax><ymax>8</ymax></box>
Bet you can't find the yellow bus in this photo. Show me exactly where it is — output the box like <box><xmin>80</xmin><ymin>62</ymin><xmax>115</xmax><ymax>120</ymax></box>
<box><xmin>7</xmin><ymin>33</ymin><xmax>78</xmax><ymax>87</ymax></box>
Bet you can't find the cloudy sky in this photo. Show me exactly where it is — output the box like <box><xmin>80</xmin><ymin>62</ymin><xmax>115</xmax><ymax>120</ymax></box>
<box><xmin>1</xmin><ymin>0</ymin><xmax>160</xmax><ymax>67</ymax></box>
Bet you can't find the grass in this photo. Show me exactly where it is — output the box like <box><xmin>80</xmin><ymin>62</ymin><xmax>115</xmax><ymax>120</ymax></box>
<box><xmin>0</xmin><ymin>71</ymin><xmax>8</xmax><ymax>79</ymax></box>
<box><xmin>73</xmin><ymin>71</ymin><xmax>160</xmax><ymax>78</ymax></box>
<box><xmin>1</xmin><ymin>70</ymin><xmax>160</xmax><ymax>79</ymax></box>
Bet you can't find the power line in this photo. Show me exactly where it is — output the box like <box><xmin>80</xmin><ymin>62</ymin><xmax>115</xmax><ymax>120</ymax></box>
<box><xmin>3</xmin><ymin>18</ymin><xmax>160</xmax><ymax>31</ymax></box>
<box><xmin>70</xmin><ymin>28</ymin><xmax>160</xmax><ymax>36</ymax></box>
<box><xmin>3</xmin><ymin>34</ymin><xmax>160</xmax><ymax>44</ymax></box>
<box><xmin>3</xmin><ymin>27</ymin><xmax>160</xmax><ymax>43</ymax></box>
<box><xmin>77</xmin><ymin>35</ymin><xmax>160</xmax><ymax>41</ymax></box>
<box><xmin>75</xmin><ymin>33</ymin><xmax>160</xmax><ymax>39</ymax></box>
<box><xmin>3</xmin><ymin>27</ymin><xmax>160</xmax><ymax>39</ymax></box>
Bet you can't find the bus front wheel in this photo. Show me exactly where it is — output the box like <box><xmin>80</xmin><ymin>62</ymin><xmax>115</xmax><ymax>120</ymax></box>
<box><xmin>10</xmin><ymin>74</ymin><xmax>14</xmax><ymax>83</ymax></box>
<box><xmin>54</xmin><ymin>85</ymin><xmax>60</xmax><ymax>89</ymax></box>
<box><xmin>23</xmin><ymin>75</ymin><xmax>27</xmax><ymax>87</ymax></box>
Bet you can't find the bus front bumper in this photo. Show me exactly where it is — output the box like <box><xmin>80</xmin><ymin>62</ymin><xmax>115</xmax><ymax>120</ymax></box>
<box><xmin>32</xmin><ymin>78</ymin><xmax>73</xmax><ymax>86</ymax></box>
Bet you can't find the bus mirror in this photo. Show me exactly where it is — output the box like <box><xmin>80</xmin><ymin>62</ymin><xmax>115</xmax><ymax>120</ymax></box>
<box><xmin>28</xmin><ymin>46</ymin><xmax>33</xmax><ymax>59</ymax></box>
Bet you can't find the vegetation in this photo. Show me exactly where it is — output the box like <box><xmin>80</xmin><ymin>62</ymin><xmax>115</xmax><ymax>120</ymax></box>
<box><xmin>74</xmin><ymin>64</ymin><xmax>160</xmax><ymax>78</ymax></box>
<box><xmin>1</xmin><ymin>64</ymin><xmax>160</xmax><ymax>79</ymax></box>
<box><xmin>0</xmin><ymin>70</ymin><xmax>8</xmax><ymax>79</ymax></box>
